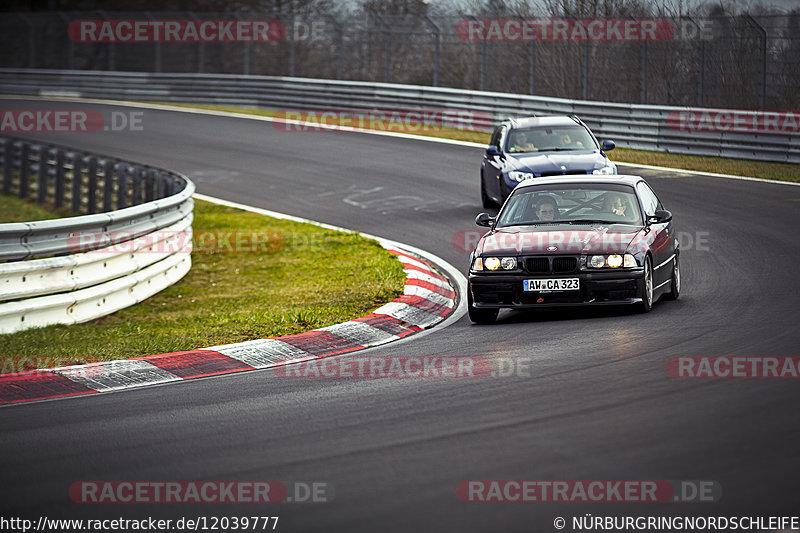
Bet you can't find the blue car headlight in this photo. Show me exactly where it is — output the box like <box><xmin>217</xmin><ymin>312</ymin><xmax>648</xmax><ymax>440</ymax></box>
<box><xmin>592</xmin><ymin>165</ymin><xmax>616</xmax><ymax>175</ymax></box>
<box><xmin>508</xmin><ymin>171</ymin><xmax>534</xmax><ymax>182</ymax></box>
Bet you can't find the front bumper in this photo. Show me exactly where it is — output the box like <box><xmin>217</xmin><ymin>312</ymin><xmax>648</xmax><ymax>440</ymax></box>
<box><xmin>469</xmin><ymin>268</ymin><xmax>644</xmax><ymax>308</ymax></box>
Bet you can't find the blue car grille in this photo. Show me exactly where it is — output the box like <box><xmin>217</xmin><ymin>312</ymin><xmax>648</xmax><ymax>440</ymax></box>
<box><xmin>539</xmin><ymin>169</ymin><xmax>591</xmax><ymax>177</ymax></box>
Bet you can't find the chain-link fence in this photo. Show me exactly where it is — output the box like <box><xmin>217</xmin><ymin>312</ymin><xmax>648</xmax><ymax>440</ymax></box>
<box><xmin>1</xmin><ymin>11</ymin><xmax>798</xmax><ymax>111</ymax></box>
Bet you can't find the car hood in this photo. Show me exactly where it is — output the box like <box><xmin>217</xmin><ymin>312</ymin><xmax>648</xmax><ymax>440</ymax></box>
<box><xmin>476</xmin><ymin>224</ymin><xmax>643</xmax><ymax>255</ymax></box>
<box><xmin>508</xmin><ymin>151</ymin><xmax>608</xmax><ymax>173</ymax></box>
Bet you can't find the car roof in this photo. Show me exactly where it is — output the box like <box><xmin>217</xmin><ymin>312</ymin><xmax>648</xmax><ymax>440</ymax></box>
<box><xmin>514</xmin><ymin>174</ymin><xmax>645</xmax><ymax>190</ymax></box>
<box><xmin>505</xmin><ymin>115</ymin><xmax>581</xmax><ymax>129</ymax></box>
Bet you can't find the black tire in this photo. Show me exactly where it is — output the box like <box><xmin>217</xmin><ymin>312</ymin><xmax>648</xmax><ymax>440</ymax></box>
<box><xmin>480</xmin><ymin>173</ymin><xmax>496</xmax><ymax>209</ymax></box>
<box><xmin>468</xmin><ymin>289</ymin><xmax>498</xmax><ymax>324</ymax></box>
<box><xmin>639</xmin><ymin>256</ymin><xmax>654</xmax><ymax>313</ymax></box>
<box><xmin>662</xmin><ymin>253</ymin><xmax>681</xmax><ymax>301</ymax></box>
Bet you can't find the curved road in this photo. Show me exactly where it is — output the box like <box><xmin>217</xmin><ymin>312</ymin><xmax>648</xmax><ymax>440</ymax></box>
<box><xmin>1</xmin><ymin>99</ymin><xmax>799</xmax><ymax>532</ymax></box>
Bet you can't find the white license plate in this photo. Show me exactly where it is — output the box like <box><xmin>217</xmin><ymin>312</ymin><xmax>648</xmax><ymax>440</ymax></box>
<box><xmin>523</xmin><ymin>278</ymin><xmax>580</xmax><ymax>292</ymax></box>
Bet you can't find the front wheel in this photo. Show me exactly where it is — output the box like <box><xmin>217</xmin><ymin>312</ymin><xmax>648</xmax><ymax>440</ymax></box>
<box><xmin>480</xmin><ymin>173</ymin><xmax>496</xmax><ymax>209</ymax></box>
<box><xmin>662</xmin><ymin>254</ymin><xmax>681</xmax><ymax>301</ymax></box>
<box><xmin>639</xmin><ymin>256</ymin><xmax>654</xmax><ymax>313</ymax></box>
<box><xmin>468</xmin><ymin>289</ymin><xmax>498</xmax><ymax>324</ymax></box>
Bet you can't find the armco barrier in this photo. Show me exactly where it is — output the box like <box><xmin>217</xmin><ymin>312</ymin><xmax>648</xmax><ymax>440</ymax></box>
<box><xmin>0</xmin><ymin>68</ymin><xmax>798</xmax><ymax>163</ymax></box>
<box><xmin>0</xmin><ymin>135</ymin><xmax>194</xmax><ymax>334</ymax></box>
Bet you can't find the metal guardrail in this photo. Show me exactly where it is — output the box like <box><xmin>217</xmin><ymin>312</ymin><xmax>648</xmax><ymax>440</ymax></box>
<box><xmin>0</xmin><ymin>68</ymin><xmax>798</xmax><ymax>164</ymax></box>
<box><xmin>0</xmin><ymin>134</ymin><xmax>194</xmax><ymax>334</ymax></box>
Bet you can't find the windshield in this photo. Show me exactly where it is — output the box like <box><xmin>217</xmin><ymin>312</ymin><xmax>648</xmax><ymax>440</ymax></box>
<box><xmin>506</xmin><ymin>126</ymin><xmax>597</xmax><ymax>154</ymax></box>
<box><xmin>496</xmin><ymin>184</ymin><xmax>643</xmax><ymax>227</ymax></box>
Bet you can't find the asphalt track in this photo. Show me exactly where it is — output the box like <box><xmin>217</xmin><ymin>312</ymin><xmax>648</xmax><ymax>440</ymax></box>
<box><xmin>1</xmin><ymin>98</ymin><xmax>799</xmax><ymax>532</ymax></box>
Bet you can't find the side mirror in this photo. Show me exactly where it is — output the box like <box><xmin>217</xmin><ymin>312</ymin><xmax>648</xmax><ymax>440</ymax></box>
<box><xmin>601</xmin><ymin>140</ymin><xmax>615</xmax><ymax>151</ymax></box>
<box><xmin>485</xmin><ymin>145</ymin><xmax>500</xmax><ymax>157</ymax></box>
<box><xmin>648</xmin><ymin>209</ymin><xmax>672</xmax><ymax>224</ymax></box>
<box><xmin>475</xmin><ymin>213</ymin><xmax>495</xmax><ymax>227</ymax></box>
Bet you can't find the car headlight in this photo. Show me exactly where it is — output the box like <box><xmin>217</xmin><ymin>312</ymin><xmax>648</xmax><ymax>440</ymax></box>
<box><xmin>508</xmin><ymin>171</ymin><xmax>534</xmax><ymax>182</ymax></box>
<box><xmin>474</xmin><ymin>257</ymin><xmax>517</xmax><ymax>271</ymax></box>
<box><xmin>588</xmin><ymin>254</ymin><xmax>637</xmax><ymax>268</ymax></box>
<box><xmin>592</xmin><ymin>165</ymin><xmax>616</xmax><ymax>175</ymax></box>
<box><xmin>500</xmin><ymin>257</ymin><xmax>517</xmax><ymax>270</ymax></box>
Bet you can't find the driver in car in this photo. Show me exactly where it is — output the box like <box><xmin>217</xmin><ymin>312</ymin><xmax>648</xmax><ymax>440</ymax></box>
<box><xmin>510</xmin><ymin>131</ymin><xmax>536</xmax><ymax>152</ymax></box>
<box><xmin>604</xmin><ymin>194</ymin><xmax>631</xmax><ymax>219</ymax></box>
<box><xmin>536</xmin><ymin>197</ymin><xmax>558</xmax><ymax>221</ymax></box>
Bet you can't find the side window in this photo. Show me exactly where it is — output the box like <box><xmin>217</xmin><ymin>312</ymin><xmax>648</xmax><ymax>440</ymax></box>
<box><xmin>636</xmin><ymin>182</ymin><xmax>662</xmax><ymax>216</ymax></box>
<box><xmin>490</xmin><ymin>126</ymin><xmax>503</xmax><ymax>149</ymax></box>
<box><xmin>489</xmin><ymin>126</ymin><xmax>500</xmax><ymax>146</ymax></box>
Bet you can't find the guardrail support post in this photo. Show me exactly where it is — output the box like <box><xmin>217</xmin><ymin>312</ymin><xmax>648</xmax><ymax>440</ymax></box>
<box><xmin>156</xmin><ymin>171</ymin><xmax>166</xmax><ymax>200</ymax></box>
<box><xmin>2</xmin><ymin>139</ymin><xmax>13</xmax><ymax>195</ymax></box>
<box><xmin>145</xmin><ymin>169</ymin><xmax>155</xmax><ymax>203</ymax></box>
<box><xmin>87</xmin><ymin>157</ymin><xmax>98</xmax><ymax>214</ymax></box>
<box><xmin>131</xmin><ymin>168</ymin><xmax>142</xmax><ymax>206</ymax></box>
<box><xmin>36</xmin><ymin>145</ymin><xmax>47</xmax><ymax>204</ymax></box>
<box><xmin>117</xmin><ymin>164</ymin><xmax>128</xmax><ymax>209</ymax></box>
<box><xmin>19</xmin><ymin>144</ymin><xmax>30</xmax><ymax>199</ymax></box>
<box><xmin>103</xmin><ymin>160</ymin><xmax>114</xmax><ymax>212</ymax></box>
<box><xmin>54</xmin><ymin>150</ymin><xmax>66</xmax><ymax>209</ymax></box>
<box><xmin>71</xmin><ymin>156</ymin><xmax>83</xmax><ymax>213</ymax></box>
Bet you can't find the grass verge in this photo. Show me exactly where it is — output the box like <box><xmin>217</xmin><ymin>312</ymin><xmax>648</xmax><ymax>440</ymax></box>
<box><xmin>0</xmin><ymin>198</ymin><xmax>406</xmax><ymax>372</ymax></box>
<box><xmin>149</xmin><ymin>102</ymin><xmax>799</xmax><ymax>183</ymax></box>
<box><xmin>0</xmin><ymin>194</ymin><xmax>75</xmax><ymax>223</ymax></box>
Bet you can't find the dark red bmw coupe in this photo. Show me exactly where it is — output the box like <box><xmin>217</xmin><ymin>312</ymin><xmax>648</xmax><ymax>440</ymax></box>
<box><xmin>468</xmin><ymin>175</ymin><xmax>680</xmax><ymax>323</ymax></box>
